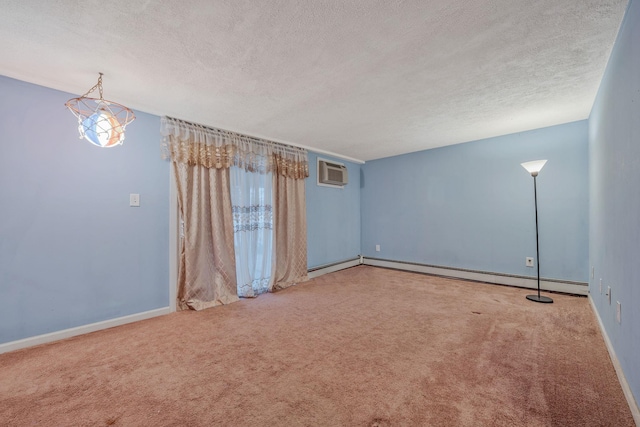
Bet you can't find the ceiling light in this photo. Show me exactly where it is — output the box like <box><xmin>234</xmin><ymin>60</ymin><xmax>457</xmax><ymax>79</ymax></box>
<box><xmin>65</xmin><ymin>73</ymin><xmax>135</xmax><ymax>148</ymax></box>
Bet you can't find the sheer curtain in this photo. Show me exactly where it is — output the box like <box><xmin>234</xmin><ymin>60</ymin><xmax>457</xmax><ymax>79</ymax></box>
<box><xmin>230</xmin><ymin>166</ymin><xmax>273</xmax><ymax>297</ymax></box>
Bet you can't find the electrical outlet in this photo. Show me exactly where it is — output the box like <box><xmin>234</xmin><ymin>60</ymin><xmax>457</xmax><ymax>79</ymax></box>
<box><xmin>375</xmin><ymin>244</ymin><xmax>380</xmax><ymax>252</ymax></box>
<box><xmin>616</xmin><ymin>301</ymin><xmax>621</xmax><ymax>324</ymax></box>
<box><xmin>130</xmin><ymin>193</ymin><xmax>140</xmax><ymax>207</ymax></box>
<box><xmin>525</xmin><ymin>257</ymin><xmax>534</xmax><ymax>267</ymax></box>
<box><xmin>591</xmin><ymin>266</ymin><xmax>594</xmax><ymax>279</ymax></box>
<box><xmin>607</xmin><ymin>286</ymin><xmax>611</xmax><ymax>305</ymax></box>
<box><xmin>599</xmin><ymin>278</ymin><xmax>602</xmax><ymax>294</ymax></box>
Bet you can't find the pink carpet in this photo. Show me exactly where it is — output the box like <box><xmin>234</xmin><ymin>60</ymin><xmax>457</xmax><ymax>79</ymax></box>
<box><xmin>0</xmin><ymin>266</ymin><xmax>634</xmax><ymax>426</ymax></box>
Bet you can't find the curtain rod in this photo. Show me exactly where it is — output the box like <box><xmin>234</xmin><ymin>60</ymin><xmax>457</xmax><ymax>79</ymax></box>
<box><xmin>164</xmin><ymin>116</ymin><xmax>302</xmax><ymax>152</ymax></box>
<box><xmin>163</xmin><ymin>116</ymin><xmax>365</xmax><ymax>165</ymax></box>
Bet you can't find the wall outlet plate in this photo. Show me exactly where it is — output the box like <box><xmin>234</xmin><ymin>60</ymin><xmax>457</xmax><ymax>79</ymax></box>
<box><xmin>130</xmin><ymin>193</ymin><xmax>140</xmax><ymax>207</ymax></box>
<box><xmin>607</xmin><ymin>286</ymin><xmax>611</xmax><ymax>304</ymax></box>
<box><xmin>525</xmin><ymin>257</ymin><xmax>534</xmax><ymax>267</ymax></box>
<box><xmin>599</xmin><ymin>279</ymin><xmax>602</xmax><ymax>294</ymax></box>
<box><xmin>616</xmin><ymin>301</ymin><xmax>621</xmax><ymax>324</ymax></box>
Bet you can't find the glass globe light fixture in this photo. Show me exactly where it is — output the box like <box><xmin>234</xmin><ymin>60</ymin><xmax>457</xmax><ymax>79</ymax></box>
<box><xmin>65</xmin><ymin>73</ymin><xmax>135</xmax><ymax>148</ymax></box>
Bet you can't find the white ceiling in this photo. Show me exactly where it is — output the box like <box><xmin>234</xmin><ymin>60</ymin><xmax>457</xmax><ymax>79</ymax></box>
<box><xmin>0</xmin><ymin>0</ymin><xmax>628</xmax><ymax>162</ymax></box>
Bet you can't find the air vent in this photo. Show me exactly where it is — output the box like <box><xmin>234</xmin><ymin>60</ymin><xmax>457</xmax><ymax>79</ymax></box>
<box><xmin>318</xmin><ymin>159</ymin><xmax>348</xmax><ymax>187</ymax></box>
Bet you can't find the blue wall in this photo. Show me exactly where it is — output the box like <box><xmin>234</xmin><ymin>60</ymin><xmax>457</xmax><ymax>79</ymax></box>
<box><xmin>0</xmin><ymin>75</ymin><xmax>362</xmax><ymax>345</ymax></box>
<box><xmin>589</xmin><ymin>0</ymin><xmax>639</xmax><ymax>406</ymax></box>
<box><xmin>361</xmin><ymin>121</ymin><xmax>589</xmax><ymax>282</ymax></box>
<box><xmin>0</xmin><ymin>76</ymin><xmax>169</xmax><ymax>344</ymax></box>
<box><xmin>306</xmin><ymin>152</ymin><xmax>361</xmax><ymax>268</ymax></box>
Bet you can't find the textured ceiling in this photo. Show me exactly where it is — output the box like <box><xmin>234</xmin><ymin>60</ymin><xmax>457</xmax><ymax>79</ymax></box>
<box><xmin>0</xmin><ymin>0</ymin><xmax>628</xmax><ymax>162</ymax></box>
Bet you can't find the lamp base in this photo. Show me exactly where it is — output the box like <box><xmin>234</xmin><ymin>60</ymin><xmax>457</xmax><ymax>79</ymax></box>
<box><xmin>526</xmin><ymin>294</ymin><xmax>553</xmax><ymax>303</ymax></box>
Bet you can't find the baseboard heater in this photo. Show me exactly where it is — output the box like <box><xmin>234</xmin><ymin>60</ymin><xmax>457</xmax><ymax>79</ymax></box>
<box><xmin>308</xmin><ymin>257</ymin><xmax>361</xmax><ymax>278</ymax></box>
<box><xmin>362</xmin><ymin>257</ymin><xmax>588</xmax><ymax>296</ymax></box>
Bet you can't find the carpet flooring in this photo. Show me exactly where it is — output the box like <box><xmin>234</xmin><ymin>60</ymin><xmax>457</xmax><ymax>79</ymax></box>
<box><xmin>0</xmin><ymin>266</ymin><xmax>634</xmax><ymax>426</ymax></box>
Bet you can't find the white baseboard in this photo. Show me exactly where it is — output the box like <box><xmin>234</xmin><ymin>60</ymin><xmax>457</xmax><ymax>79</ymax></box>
<box><xmin>308</xmin><ymin>257</ymin><xmax>361</xmax><ymax>279</ymax></box>
<box><xmin>363</xmin><ymin>258</ymin><xmax>588</xmax><ymax>296</ymax></box>
<box><xmin>3</xmin><ymin>254</ymin><xmax>363</xmax><ymax>354</ymax></box>
<box><xmin>588</xmin><ymin>296</ymin><xmax>640</xmax><ymax>425</ymax></box>
<box><xmin>0</xmin><ymin>307</ymin><xmax>172</xmax><ymax>355</ymax></box>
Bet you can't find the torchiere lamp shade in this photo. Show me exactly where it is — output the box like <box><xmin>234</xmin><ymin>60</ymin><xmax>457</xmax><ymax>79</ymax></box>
<box><xmin>521</xmin><ymin>160</ymin><xmax>547</xmax><ymax>176</ymax></box>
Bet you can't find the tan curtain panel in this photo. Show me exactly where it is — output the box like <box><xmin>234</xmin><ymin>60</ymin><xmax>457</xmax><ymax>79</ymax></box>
<box><xmin>173</xmin><ymin>162</ymin><xmax>239</xmax><ymax>310</ymax></box>
<box><xmin>270</xmin><ymin>174</ymin><xmax>309</xmax><ymax>291</ymax></box>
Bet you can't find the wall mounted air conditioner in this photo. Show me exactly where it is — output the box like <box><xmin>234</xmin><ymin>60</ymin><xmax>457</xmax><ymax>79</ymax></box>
<box><xmin>318</xmin><ymin>159</ymin><xmax>348</xmax><ymax>187</ymax></box>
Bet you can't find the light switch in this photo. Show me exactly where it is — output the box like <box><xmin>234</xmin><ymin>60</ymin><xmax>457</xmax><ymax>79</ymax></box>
<box><xmin>130</xmin><ymin>193</ymin><xmax>140</xmax><ymax>207</ymax></box>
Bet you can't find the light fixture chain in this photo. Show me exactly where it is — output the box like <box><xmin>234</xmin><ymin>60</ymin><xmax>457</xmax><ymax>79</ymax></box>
<box><xmin>80</xmin><ymin>72</ymin><xmax>104</xmax><ymax>100</ymax></box>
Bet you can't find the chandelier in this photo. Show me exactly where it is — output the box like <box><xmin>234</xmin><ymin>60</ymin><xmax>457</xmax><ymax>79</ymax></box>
<box><xmin>65</xmin><ymin>73</ymin><xmax>135</xmax><ymax>148</ymax></box>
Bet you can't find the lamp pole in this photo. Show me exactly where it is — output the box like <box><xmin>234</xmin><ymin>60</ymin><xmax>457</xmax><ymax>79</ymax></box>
<box><xmin>534</xmin><ymin>173</ymin><xmax>541</xmax><ymax>299</ymax></box>
<box><xmin>525</xmin><ymin>168</ymin><xmax>553</xmax><ymax>304</ymax></box>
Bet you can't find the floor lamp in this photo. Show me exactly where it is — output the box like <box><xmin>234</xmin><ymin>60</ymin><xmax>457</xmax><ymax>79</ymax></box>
<box><xmin>521</xmin><ymin>160</ymin><xmax>553</xmax><ymax>304</ymax></box>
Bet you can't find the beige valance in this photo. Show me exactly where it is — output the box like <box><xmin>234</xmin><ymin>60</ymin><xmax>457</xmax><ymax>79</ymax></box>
<box><xmin>160</xmin><ymin>117</ymin><xmax>309</xmax><ymax>179</ymax></box>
